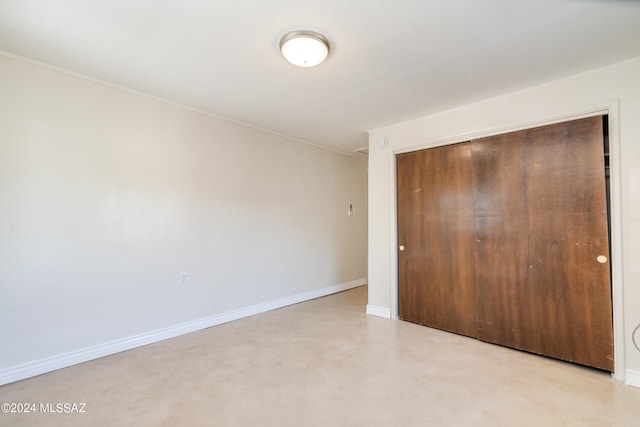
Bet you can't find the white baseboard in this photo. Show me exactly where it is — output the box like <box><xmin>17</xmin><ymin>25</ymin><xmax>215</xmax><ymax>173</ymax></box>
<box><xmin>366</xmin><ymin>304</ymin><xmax>391</xmax><ymax>319</ymax></box>
<box><xmin>0</xmin><ymin>278</ymin><xmax>367</xmax><ymax>386</ymax></box>
<box><xmin>625</xmin><ymin>369</ymin><xmax>640</xmax><ymax>389</ymax></box>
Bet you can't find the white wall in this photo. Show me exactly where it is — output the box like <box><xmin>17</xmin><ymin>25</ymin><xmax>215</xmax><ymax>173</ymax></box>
<box><xmin>0</xmin><ymin>54</ymin><xmax>368</xmax><ymax>381</ymax></box>
<box><xmin>368</xmin><ymin>57</ymin><xmax>640</xmax><ymax>386</ymax></box>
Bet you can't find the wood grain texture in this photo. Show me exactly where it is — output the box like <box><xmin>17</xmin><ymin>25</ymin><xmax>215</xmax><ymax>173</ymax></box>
<box><xmin>524</xmin><ymin>117</ymin><xmax>613</xmax><ymax>371</ymax></box>
<box><xmin>471</xmin><ymin>131</ymin><xmax>531</xmax><ymax>349</ymax></box>
<box><xmin>397</xmin><ymin>116</ymin><xmax>613</xmax><ymax>371</ymax></box>
<box><xmin>397</xmin><ymin>142</ymin><xmax>477</xmax><ymax>338</ymax></box>
<box><xmin>473</xmin><ymin>116</ymin><xmax>613</xmax><ymax>371</ymax></box>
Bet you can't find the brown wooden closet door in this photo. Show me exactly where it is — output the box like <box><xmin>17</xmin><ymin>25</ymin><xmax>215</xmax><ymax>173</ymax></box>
<box><xmin>397</xmin><ymin>143</ymin><xmax>477</xmax><ymax>338</ymax></box>
<box><xmin>471</xmin><ymin>131</ymin><xmax>531</xmax><ymax>350</ymax></box>
<box><xmin>473</xmin><ymin>116</ymin><xmax>613</xmax><ymax>371</ymax></box>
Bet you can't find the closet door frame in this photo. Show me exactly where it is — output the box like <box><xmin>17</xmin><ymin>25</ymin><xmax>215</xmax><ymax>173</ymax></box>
<box><xmin>389</xmin><ymin>104</ymin><xmax>624</xmax><ymax>380</ymax></box>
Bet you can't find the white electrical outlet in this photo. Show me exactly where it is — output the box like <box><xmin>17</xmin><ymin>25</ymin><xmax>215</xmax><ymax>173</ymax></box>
<box><xmin>179</xmin><ymin>272</ymin><xmax>188</xmax><ymax>285</ymax></box>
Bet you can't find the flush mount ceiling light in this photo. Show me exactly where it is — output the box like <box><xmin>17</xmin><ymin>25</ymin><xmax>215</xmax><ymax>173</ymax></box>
<box><xmin>279</xmin><ymin>30</ymin><xmax>330</xmax><ymax>67</ymax></box>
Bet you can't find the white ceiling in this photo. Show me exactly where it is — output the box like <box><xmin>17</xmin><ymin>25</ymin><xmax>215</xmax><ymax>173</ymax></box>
<box><xmin>1</xmin><ymin>0</ymin><xmax>640</xmax><ymax>154</ymax></box>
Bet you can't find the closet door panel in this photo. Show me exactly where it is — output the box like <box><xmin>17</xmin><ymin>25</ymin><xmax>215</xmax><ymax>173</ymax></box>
<box><xmin>474</xmin><ymin>116</ymin><xmax>613</xmax><ymax>370</ymax></box>
<box><xmin>397</xmin><ymin>143</ymin><xmax>477</xmax><ymax>338</ymax></box>
<box><xmin>525</xmin><ymin>116</ymin><xmax>613</xmax><ymax>370</ymax></box>
<box><xmin>472</xmin><ymin>132</ymin><xmax>531</xmax><ymax>349</ymax></box>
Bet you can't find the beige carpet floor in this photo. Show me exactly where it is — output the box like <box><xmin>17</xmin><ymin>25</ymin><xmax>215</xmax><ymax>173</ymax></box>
<box><xmin>1</xmin><ymin>285</ymin><xmax>639</xmax><ymax>426</ymax></box>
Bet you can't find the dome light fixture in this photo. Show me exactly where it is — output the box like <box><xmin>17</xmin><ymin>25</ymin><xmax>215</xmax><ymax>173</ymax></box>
<box><xmin>279</xmin><ymin>30</ymin><xmax>330</xmax><ymax>68</ymax></box>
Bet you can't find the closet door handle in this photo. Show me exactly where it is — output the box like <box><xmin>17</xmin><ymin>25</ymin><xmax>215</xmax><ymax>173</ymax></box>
<box><xmin>399</xmin><ymin>245</ymin><xmax>405</xmax><ymax>251</ymax></box>
<box><xmin>597</xmin><ymin>255</ymin><xmax>607</xmax><ymax>264</ymax></box>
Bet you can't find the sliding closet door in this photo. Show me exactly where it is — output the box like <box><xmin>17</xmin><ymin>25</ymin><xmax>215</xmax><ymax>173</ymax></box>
<box><xmin>471</xmin><ymin>131</ymin><xmax>531</xmax><ymax>350</ymax></box>
<box><xmin>473</xmin><ymin>116</ymin><xmax>613</xmax><ymax>371</ymax></box>
<box><xmin>397</xmin><ymin>143</ymin><xmax>477</xmax><ymax>338</ymax></box>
